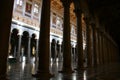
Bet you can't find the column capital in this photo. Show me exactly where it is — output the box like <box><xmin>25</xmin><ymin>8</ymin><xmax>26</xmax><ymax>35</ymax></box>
<box><xmin>61</xmin><ymin>0</ymin><xmax>72</xmax><ymax>7</ymax></box>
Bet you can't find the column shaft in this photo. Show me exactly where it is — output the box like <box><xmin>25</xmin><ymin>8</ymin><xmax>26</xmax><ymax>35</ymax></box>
<box><xmin>33</xmin><ymin>0</ymin><xmax>52</xmax><ymax>78</ymax></box>
<box><xmin>0</xmin><ymin>0</ymin><xmax>14</xmax><ymax>79</ymax></box>
<box><xmin>27</xmin><ymin>37</ymin><xmax>31</xmax><ymax>62</ymax></box>
<box><xmin>101</xmin><ymin>32</ymin><xmax>104</xmax><ymax>64</ymax></box>
<box><xmin>35</xmin><ymin>39</ymin><xmax>39</xmax><ymax>62</ymax></box>
<box><xmin>74</xmin><ymin>9</ymin><xmax>84</xmax><ymax>69</ymax></box>
<box><xmin>98</xmin><ymin>30</ymin><xmax>102</xmax><ymax>65</ymax></box>
<box><xmin>17</xmin><ymin>35</ymin><xmax>22</xmax><ymax>62</ymax></box>
<box><xmin>101</xmin><ymin>31</ymin><xmax>104</xmax><ymax>65</ymax></box>
<box><xmin>92</xmin><ymin>24</ymin><xmax>98</xmax><ymax>67</ymax></box>
<box><xmin>104</xmin><ymin>36</ymin><xmax>108</xmax><ymax>64</ymax></box>
<box><xmin>85</xmin><ymin>18</ymin><xmax>93</xmax><ymax>67</ymax></box>
<box><xmin>61</xmin><ymin>0</ymin><xmax>73</xmax><ymax>73</ymax></box>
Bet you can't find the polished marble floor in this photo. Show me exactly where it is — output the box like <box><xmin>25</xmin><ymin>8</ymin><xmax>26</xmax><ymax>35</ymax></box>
<box><xmin>7</xmin><ymin>57</ymin><xmax>120</xmax><ymax>80</ymax></box>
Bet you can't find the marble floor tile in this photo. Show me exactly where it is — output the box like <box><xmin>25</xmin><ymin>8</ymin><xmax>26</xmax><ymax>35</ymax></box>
<box><xmin>7</xmin><ymin>58</ymin><xmax>120</xmax><ymax>80</ymax></box>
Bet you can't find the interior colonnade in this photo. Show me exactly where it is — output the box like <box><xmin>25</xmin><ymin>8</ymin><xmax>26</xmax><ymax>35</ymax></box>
<box><xmin>0</xmin><ymin>0</ymin><xmax>119</xmax><ymax>79</ymax></box>
<box><xmin>84</xmin><ymin>16</ymin><xmax>119</xmax><ymax>67</ymax></box>
<box><xmin>9</xmin><ymin>25</ymin><xmax>65</xmax><ymax>63</ymax></box>
<box><xmin>9</xmin><ymin>25</ymin><xmax>39</xmax><ymax>63</ymax></box>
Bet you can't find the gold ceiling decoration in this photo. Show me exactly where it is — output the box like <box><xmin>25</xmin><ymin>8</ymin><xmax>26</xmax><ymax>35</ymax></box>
<box><xmin>51</xmin><ymin>0</ymin><xmax>76</xmax><ymax>24</ymax></box>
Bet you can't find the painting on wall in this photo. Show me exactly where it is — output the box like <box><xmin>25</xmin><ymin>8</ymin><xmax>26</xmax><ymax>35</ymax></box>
<box><xmin>25</xmin><ymin>2</ymin><xmax>32</xmax><ymax>14</ymax></box>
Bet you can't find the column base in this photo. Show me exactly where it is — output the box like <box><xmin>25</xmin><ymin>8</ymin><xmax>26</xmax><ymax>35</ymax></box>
<box><xmin>32</xmin><ymin>72</ymin><xmax>54</xmax><ymax>79</ymax></box>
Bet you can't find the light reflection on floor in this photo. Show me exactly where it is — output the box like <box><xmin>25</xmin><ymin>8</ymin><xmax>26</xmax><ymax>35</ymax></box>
<box><xmin>7</xmin><ymin>57</ymin><xmax>120</xmax><ymax>80</ymax></box>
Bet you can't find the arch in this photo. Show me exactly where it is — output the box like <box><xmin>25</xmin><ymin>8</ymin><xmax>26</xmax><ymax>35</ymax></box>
<box><xmin>30</xmin><ymin>33</ymin><xmax>37</xmax><ymax>56</ymax></box>
<box><xmin>31</xmin><ymin>33</ymin><xmax>36</xmax><ymax>39</ymax></box>
<box><xmin>12</xmin><ymin>28</ymin><xmax>19</xmax><ymax>34</ymax></box>
<box><xmin>21</xmin><ymin>31</ymin><xmax>29</xmax><ymax>57</ymax></box>
<box><xmin>9</xmin><ymin>28</ymin><xmax>19</xmax><ymax>57</ymax></box>
<box><xmin>22</xmin><ymin>31</ymin><xmax>29</xmax><ymax>37</ymax></box>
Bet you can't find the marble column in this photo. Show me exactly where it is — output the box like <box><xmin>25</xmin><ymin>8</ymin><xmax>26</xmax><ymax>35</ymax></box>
<box><xmin>32</xmin><ymin>0</ymin><xmax>52</xmax><ymax>78</ymax></box>
<box><xmin>0</xmin><ymin>0</ymin><xmax>14</xmax><ymax>79</ymax></box>
<box><xmin>95</xmin><ymin>28</ymin><xmax>100</xmax><ymax>65</ymax></box>
<box><xmin>92</xmin><ymin>24</ymin><xmax>98</xmax><ymax>67</ymax></box>
<box><xmin>108</xmin><ymin>39</ymin><xmax>111</xmax><ymax>64</ymax></box>
<box><xmin>85</xmin><ymin>18</ymin><xmax>93</xmax><ymax>67</ymax></box>
<box><xmin>105</xmin><ymin>32</ymin><xmax>109</xmax><ymax>63</ymax></box>
<box><xmin>17</xmin><ymin>35</ymin><xmax>22</xmax><ymax>62</ymax></box>
<box><xmin>100</xmin><ymin>31</ymin><xmax>105</xmax><ymax>65</ymax></box>
<box><xmin>74</xmin><ymin>9</ymin><xmax>84</xmax><ymax>69</ymax></box>
<box><xmin>26</xmin><ymin>37</ymin><xmax>31</xmax><ymax>63</ymax></box>
<box><xmin>60</xmin><ymin>0</ymin><xmax>73</xmax><ymax>73</ymax></box>
<box><xmin>104</xmin><ymin>35</ymin><xmax>108</xmax><ymax>64</ymax></box>
<box><xmin>105</xmin><ymin>34</ymin><xmax>110</xmax><ymax>64</ymax></box>
<box><xmin>35</xmin><ymin>39</ymin><xmax>39</xmax><ymax>62</ymax></box>
<box><xmin>110</xmin><ymin>40</ymin><xmax>113</xmax><ymax>63</ymax></box>
<box><xmin>97</xmin><ymin>29</ymin><xmax>102</xmax><ymax>65</ymax></box>
<box><xmin>103</xmin><ymin>33</ymin><xmax>107</xmax><ymax>64</ymax></box>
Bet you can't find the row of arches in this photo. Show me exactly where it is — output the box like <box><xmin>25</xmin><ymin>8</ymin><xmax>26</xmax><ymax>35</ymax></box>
<box><xmin>9</xmin><ymin>28</ymin><xmax>79</xmax><ymax>63</ymax></box>
<box><xmin>9</xmin><ymin>28</ymin><xmax>37</xmax><ymax>61</ymax></box>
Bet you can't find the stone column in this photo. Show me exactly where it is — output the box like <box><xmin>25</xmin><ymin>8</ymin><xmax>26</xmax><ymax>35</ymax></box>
<box><xmin>100</xmin><ymin>32</ymin><xmax>104</xmax><ymax>64</ymax></box>
<box><xmin>92</xmin><ymin>24</ymin><xmax>98</xmax><ymax>67</ymax></box>
<box><xmin>103</xmin><ymin>33</ymin><xmax>107</xmax><ymax>64</ymax></box>
<box><xmin>105</xmin><ymin>34</ymin><xmax>109</xmax><ymax>64</ymax></box>
<box><xmin>96</xmin><ymin>27</ymin><xmax>100</xmax><ymax>65</ymax></box>
<box><xmin>109</xmin><ymin>40</ymin><xmax>112</xmax><ymax>63</ymax></box>
<box><xmin>111</xmin><ymin>43</ymin><xmax>113</xmax><ymax>63</ymax></box>
<box><xmin>32</xmin><ymin>0</ymin><xmax>52</xmax><ymax>78</ymax></box>
<box><xmin>0</xmin><ymin>0</ymin><xmax>14</xmax><ymax>79</ymax></box>
<box><xmin>97</xmin><ymin>29</ymin><xmax>102</xmax><ymax>65</ymax></box>
<box><xmin>35</xmin><ymin>39</ymin><xmax>39</xmax><ymax>62</ymax></box>
<box><xmin>85</xmin><ymin>17</ymin><xmax>93</xmax><ymax>67</ymax></box>
<box><xmin>60</xmin><ymin>0</ymin><xmax>73</xmax><ymax>73</ymax></box>
<box><xmin>105</xmin><ymin>36</ymin><xmax>108</xmax><ymax>63</ymax></box>
<box><xmin>107</xmin><ymin>37</ymin><xmax>110</xmax><ymax>64</ymax></box>
<box><xmin>104</xmin><ymin>35</ymin><xmax>108</xmax><ymax>64</ymax></box>
<box><xmin>74</xmin><ymin>9</ymin><xmax>84</xmax><ymax>69</ymax></box>
<box><xmin>26</xmin><ymin>37</ymin><xmax>31</xmax><ymax>63</ymax></box>
<box><xmin>17</xmin><ymin>35</ymin><xmax>22</xmax><ymax>62</ymax></box>
<box><xmin>100</xmin><ymin>31</ymin><xmax>104</xmax><ymax>65</ymax></box>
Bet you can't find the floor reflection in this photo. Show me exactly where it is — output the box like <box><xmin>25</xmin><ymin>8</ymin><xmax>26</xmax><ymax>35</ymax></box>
<box><xmin>7</xmin><ymin>57</ymin><xmax>120</xmax><ymax>80</ymax></box>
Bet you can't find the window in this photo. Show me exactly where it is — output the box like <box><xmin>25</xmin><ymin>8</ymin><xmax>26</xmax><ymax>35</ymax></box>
<box><xmin>52</xmin><ymin>14</ymin><xmax>57</xmax><ymax>28</ymax></box>
<box><xmin>17</xmin><ymin>0</ymin><xmax>23</xmax><ymax>6</ymax></box>
<box><xmin>71</xmin><ymin>25</ymin><xmax>75</xmax><ymax>34</ymax></box>
<box><xmin>56</xmin><ymin>17</ymin><xmax>61</xmax><ymax>28</ymax></box>
<box><xmin>25</xmin><ymin>2</ymin><xmax>32</xmax><ymax>14</ymax></box>
<box><xmin>34</xmin><ymin>3</ymin><xmax>39</xmax><ymax>14</ymax></box>
<box><xmin>33</xmin><ymin>2</ymin><xmax>40</xmax><ymax>17</ymax></box>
